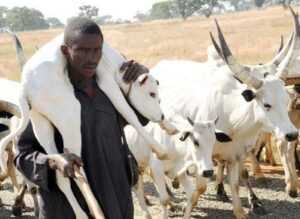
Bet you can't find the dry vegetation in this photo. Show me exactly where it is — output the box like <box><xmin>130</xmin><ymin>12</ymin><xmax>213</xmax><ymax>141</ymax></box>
<box><xmin>0</xmin><ymin>6</ymin><xmax>298</xmax><ymax>81</ymax></box>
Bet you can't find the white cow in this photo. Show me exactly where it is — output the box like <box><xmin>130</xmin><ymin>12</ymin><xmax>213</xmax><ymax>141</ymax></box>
<box><xmin>125</xmin><ymin>115</ymin><xmax>231</xmax><ymax>219</ymax></box>
<box><xmin>208</xmin><ymin>7</ymin><xmax>300</xmax><ymax>198</ymax></box>
<box><xmin>0</xmin><ymin>114</ymin><xmax>39</xmax><ymax>218</ymax></box>
<box><xmin>0</xmin><ymin>33</ymin><xmax>175</xmax><ymax>219</ymax></box>
<box><xmin>148</xmin><ymin>21</ymin><xmax>298</xmax><ymax>218</ymax></box>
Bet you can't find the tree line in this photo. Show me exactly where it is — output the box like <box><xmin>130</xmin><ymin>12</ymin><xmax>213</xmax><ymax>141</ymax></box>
<box><xmin>1</xmin><ymin>0</ymin><xmax>300</xmax><ymax>32</ymax></box>
<box><xmin>135</xmin><ymin>0</ymin><xmax>300</xmax><ymax>21</ymax></box>
<box><xmin>0</xmin><ymin>6</ymin><xmax>64</xmax><ymax>31</ymax></box>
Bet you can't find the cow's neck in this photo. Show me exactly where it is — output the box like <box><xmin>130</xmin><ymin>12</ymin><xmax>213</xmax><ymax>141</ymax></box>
<box><xmin>114</xmin><ymin>70</ymin><xmax>132</xmax><ymax>96</ymax></box>
<box><xmin>229</xmin><ymin>101</ymin><xmax>262</xmax><ymax>139</ymax></box>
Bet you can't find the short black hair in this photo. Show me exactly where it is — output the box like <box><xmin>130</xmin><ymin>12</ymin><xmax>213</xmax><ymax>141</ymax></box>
<box><xmin>64</xmin><ymin>17</ymin><xmax>103</xmax><ymax>45</ymax></box>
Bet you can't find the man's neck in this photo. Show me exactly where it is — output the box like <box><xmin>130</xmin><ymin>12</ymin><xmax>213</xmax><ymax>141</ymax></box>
<box><xmin>67</xmin><ymin>66</ymin><xmax>97</xmax><ymax>97</ymax></box>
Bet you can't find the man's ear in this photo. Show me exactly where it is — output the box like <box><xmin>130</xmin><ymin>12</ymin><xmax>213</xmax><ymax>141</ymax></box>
<box><xmin>61</xmin><ymin>45</ymin><xmax>69</xmax><ymax>57</ymax></box>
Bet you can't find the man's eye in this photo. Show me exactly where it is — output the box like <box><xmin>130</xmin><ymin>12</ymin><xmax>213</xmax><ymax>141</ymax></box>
<box><xmin>150</xmin><ymin>92</ymin><xmax>156</xmax><ymax>98</ymax></box>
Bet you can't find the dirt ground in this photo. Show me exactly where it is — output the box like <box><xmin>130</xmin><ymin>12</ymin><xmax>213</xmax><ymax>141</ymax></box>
<box><xmin>0</xmin><ymin>166</ymin><xmax>300</xmax><ymax>219</ymax></box>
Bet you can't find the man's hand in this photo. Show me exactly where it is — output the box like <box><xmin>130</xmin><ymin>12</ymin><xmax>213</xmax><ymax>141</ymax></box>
<box><xmin>47</xmin><ymin>153</ymin><xmax>83</xmax><ymax>178</ymax></box>
<box><xmin>121</xmin><ymin>60</ymin><xmax>149</xmax><ymax>83</ymax></box>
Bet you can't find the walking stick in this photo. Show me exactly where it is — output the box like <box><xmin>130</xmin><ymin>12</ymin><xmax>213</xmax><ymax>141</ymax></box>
<box><xmin>74</xmin><ymin>166</ymin><xmax>106</xmax><ymax>219</ymax></box>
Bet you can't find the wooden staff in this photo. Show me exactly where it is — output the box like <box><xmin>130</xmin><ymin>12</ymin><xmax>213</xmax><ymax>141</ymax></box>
<box><xmin>74</xmin><ymin>166</ymin><xmax>106</xmax><ymax>219</ymax></box>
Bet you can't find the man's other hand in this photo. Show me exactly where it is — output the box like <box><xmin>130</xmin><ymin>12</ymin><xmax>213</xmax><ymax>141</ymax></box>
<box><xmin>47</xmin><ymin>153</ymin><xmax>83</xmax><ymax>178</ymax></box>
<box><xmin>121</xmin><ymin>60</ymin><xmax>149</xmax><ymax>83</ymax></box>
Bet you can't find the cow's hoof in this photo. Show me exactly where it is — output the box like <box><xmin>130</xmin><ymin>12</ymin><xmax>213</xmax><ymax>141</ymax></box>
<box><xmin>172</xmin><ymin>178</ymin><xmax>180</xmax><ymax>189</ymax></box>
<box><xmin>145</xmin><ymin>214</ymin><xmax>152</xmax><ymax>219</ymax></box>
<box><xmin>251</xmin><ymin>205</ymin><xmax>267</xmax><ymax>215</ymax></box>
<box><xmin>145</xmin><ymin>196</ymin><xmax>154</xmax><ymax>206</ymax></box>
<box><xmin>255</xmin><ymin>176</ymin><xmax>268</xmax><ymax>186</ymax></box>
<box><xmin>288</xmin><ymin>190</ymin><xmax>298</xmax><ymax>198</ymax></box>
<box><xmin>12</xmin><ymin>205</ymin><xmax>23</xmax><ymax>216</ymax></box>
<box><xmin>216</xmin><ymin>193</ymin><xmax>230</xmax><ymax>202</ymax></box>
<box><xmin>169</xmin><ymin>204</ymin><xmax>183</xmax><ymax>213</ymax></box>
<box><xmin>234</xmin><ymin>210</ymin><xmax>248</xmax><ymax>219</ymax></box>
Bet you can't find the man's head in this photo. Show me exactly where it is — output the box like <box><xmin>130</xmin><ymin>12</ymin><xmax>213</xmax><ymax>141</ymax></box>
<box><xmin>61</xmin><ymin>17</ymin><xmax>103</xmax><ymax>80</ymax></box>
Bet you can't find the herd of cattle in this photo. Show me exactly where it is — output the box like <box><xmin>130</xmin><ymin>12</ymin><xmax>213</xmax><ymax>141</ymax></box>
<box><xmin>1</xmin><ymin>6</ymin><xmax>300</xmax><ymax>219</ymax></box>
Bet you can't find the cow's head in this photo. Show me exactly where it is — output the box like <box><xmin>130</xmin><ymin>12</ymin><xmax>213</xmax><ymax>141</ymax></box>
<box><xmin>128</xmin><ymin>73</ymin><xmax>164</xmax><ymax>123</ymax></box>
<box><xmin>179</xmin><ymin>117</ymin><xmax>231</xmax><ymax>178</ymax></box>
<box><xmin>211</xmin><ymin>19</ymin><xmax>298</xmax><ymax>142</ymax></box>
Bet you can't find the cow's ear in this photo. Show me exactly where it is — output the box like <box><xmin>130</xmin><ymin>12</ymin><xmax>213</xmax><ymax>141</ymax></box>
<box><xmin>241</xmin><ymin>89</ymin><xmax>256</xmax><ymax>102</ymax></box>
<box><xmin>138</xmin><ymin>74</ymin><xmax>148</xmax><ymax>86</ymax></box>
<box><xmin>179</xmin><ymin>132</ymin><xmax>190</xmax><ymax>141</ymax></box>
<box><xmin>215</xmin><ymin>131</ymin><xmax>232</xmax><ymax>142</ymax></box>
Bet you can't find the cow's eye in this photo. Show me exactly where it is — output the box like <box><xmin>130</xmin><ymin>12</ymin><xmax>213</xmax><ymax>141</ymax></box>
<box><xmin>263</xmin><ymin>103</ymin><xmax>272</xmax><ymax>111</ymax></box>
<box><xmin>193</xmin><ymin>140</ymin><xmax>200</xmax><ymax>147</ymax></box>
<box><xmin>150</xmin><ymin>92</ymin><xmax>156</xmax><ymax>98</ymax></box>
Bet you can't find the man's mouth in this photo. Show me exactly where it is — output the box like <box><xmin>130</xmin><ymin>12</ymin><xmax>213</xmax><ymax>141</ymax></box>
<box><xmin>83</xmin><ymin>65</ymin><xmax>97</xmax><ymax>70</ymax></box>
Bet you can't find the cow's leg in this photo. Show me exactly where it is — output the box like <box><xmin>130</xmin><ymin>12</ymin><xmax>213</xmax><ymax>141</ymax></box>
<box><xmin>30</xmin><ymin>110</ymin><xmax>89</xmax><ymax>219</ymax></box>
<box><xmin>180</xmin><ymin>174</ymin><xmax>206</xmax><ymax>219</ymax></box>
<box><xmin>248</xmin><ymin>151</ymin><xmax>264</xmax><ymax>179</ymax></box>
<box><xmin>28</xmin><ymin>185</ymin><xmax>39</xmax><ymax>219</ymax></box>
<box><xmin>265</xmin><ymin>133</ymin><xmax>275</xmax><ymax>165</ymax></box>
<box><xmin>240</xmin><ymin>166</ymin><xmax>266</xmax><ymax>215</ymax></box>
<box><xmin>294</xmin><ymin>141</ymin><xmax>300</xmax><ymax>170</ymax></box>
<box><xmin>215</xmin><ymin>161</ymin><xmax>229</xmax><ymax>202</ymax></box>
<box><xmin>133</xmin><ymin>174</ymin><xmax>152</xmax><ymax>219</ymax></box>
<box><xmin>6</xmin><ymin>143</ymin><xmax>20</xmax><ymax>191</ymax></box>
<box><xmin>286</xmin><ymin>141</ymin><xmax>298</xmax><ymax>197</ymax></box>
<box><xmin>278</xmin><ymin>140</ymin><xmax>298</xmax><ymax>197</ymax></box>
<box><xmin>149</xmin><ymin>156</ymin><xmax>169</xmax><ymax>219</ymax></box>
<box><xmin>12</xmin><ymin>183</ymin><xmax>27</xmax><ymax>216</ymax></box>
<box><xmin>228</xmin><ymin>161</ymin><xmax>247</xmax><ymax>219</ymax></box>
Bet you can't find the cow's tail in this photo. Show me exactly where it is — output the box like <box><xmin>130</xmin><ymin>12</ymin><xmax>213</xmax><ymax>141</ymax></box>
<box><xmin>0</xmin><ymin>91</ymin><xmax>30</xmax><ymax>170</ymax></box>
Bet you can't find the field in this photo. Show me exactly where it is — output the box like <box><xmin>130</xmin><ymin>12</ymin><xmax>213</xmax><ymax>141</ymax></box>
<box><xmin>1</xmin><ymin>5</ymin><xmax>300</xmax><ymax>219</ymax></box>
<box><xmin>0</xmin><ymin>6</ymin><xmax>298</xmax><ymax>80</ymax></box>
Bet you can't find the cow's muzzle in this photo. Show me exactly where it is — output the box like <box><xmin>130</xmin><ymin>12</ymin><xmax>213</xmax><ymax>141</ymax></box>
<box><xmin>285</xmin><ymin>132</ymin><xmax>298</xmax><ymax>142</ymax></box>
<box><xmin>202</xmin><ymin>170</ymin><xmax>214</xmax><ymax>178</ymax></box>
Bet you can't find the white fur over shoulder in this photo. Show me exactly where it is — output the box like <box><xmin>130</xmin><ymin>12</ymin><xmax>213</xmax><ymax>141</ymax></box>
<box><xmin>0</xmin><ymin>34</ymin><xmax>171</xmax><ymax>219</ymax></box>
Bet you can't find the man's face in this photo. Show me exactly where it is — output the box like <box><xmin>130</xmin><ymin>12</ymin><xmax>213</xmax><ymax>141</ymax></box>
<box><xmin>62</xmin><ymin>32</ymin><xmax>103</xmax><ymax>79</ymax></box>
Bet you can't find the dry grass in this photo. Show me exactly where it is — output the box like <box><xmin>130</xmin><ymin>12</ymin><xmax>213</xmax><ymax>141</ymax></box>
<box><xmin>0</xmin><ymin>6</ymin><xmax>298</xmax><ymax>80</ymax></box>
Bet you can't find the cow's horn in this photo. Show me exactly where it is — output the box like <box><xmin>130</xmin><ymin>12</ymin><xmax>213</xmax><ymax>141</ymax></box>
<box><xmin>276</xmin><ymin>6</ymin><xmax>300</xmax><ymax>78</ymax></box>
<box><xmin>0</xmin><ymin>101</ymin><xmax>21</xmax><ymax>118</ymax></box>
<box><xmin>214</xmin><ymin>19</ymin><xmax>263</xmax><ymax>89</ymax></box>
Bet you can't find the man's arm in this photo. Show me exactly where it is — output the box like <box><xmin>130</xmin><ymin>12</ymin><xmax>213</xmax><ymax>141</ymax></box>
<box><xmin>15</xmin><ymin>123</ymin><xmax>83</xmax><ymax>191</ymax></box>
<box><xmin>14</xmin><ymin>122</ymin><xmax>55</xmax><ymax>191</ymax></box>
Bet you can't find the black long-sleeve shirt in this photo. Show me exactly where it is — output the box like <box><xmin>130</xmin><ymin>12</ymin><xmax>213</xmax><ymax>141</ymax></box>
<box><xmin>15</xmin><ymin>78</ymin><xmax>148</xmax><ymax>219</ymax></box>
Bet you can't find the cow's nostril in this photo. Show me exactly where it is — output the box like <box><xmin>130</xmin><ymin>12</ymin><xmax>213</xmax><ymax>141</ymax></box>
<box><xmin>285</xmin><ymin>132</ymin><xmax>298</xmax><ymax>142</ymax></box>
<box><xmin>202</xmin><ymin>170</ymin><xmax>214</xmax><ymax>178</ymax></box>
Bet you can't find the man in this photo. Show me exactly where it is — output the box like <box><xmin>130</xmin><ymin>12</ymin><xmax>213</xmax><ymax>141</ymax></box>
<box><xmin>14</xmin><ymin>17</ymin><xmax>148</xmax><ymax>219</ymax></box>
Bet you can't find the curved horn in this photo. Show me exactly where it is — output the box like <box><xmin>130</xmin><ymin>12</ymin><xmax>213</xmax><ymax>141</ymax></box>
<box><xmin>5</xmin><ymin>29</ymin><xmax>26</xmax><ymax>70</ymax></box>
<box><xmin>0</xmin><ymin>101</ymin><xmax>21</xmax><ymax>118</ymax></box>
<box><xmin>214</xmin><ymin>19</ymin><xmax>263</xmax><ymax>89</ymax></box>
<box><xmin>276</xmin><ymin>6</ymin><xmax>300</xmax><ymax>78</ymax></box>
<box><xmin>269</xmin><ymin>32</ymin><xmax>294</xmax><ymax>67</ymax></box>
<box><xmin>210</xmin><ymin>32</ymin><xmax>223</xmax><ymax>59</ymax></box>
<box><xmin>187</xmin><ymin>117</ymin><xmax>194</xmax><ymax>126</ymax></box>
<box><xmin>277</xmin><ymin>35</ymin><xmax>284</xmax><ymax>54</ymax></box>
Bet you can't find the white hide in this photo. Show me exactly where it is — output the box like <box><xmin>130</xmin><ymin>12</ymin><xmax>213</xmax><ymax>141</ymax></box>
<box><xmin>125</xmin><ymin>116</ymin><xmax>218</xmax><ymax>219</ymax></box>
<box><xmin>149</xmin><ymin>59</ymin><xmax>297</xmax><ymax>218</ymax></box>
<box><xmin>0</xmin><ymin>34</ymin><xmax>168</xmax><ymax>219</ymax></box>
